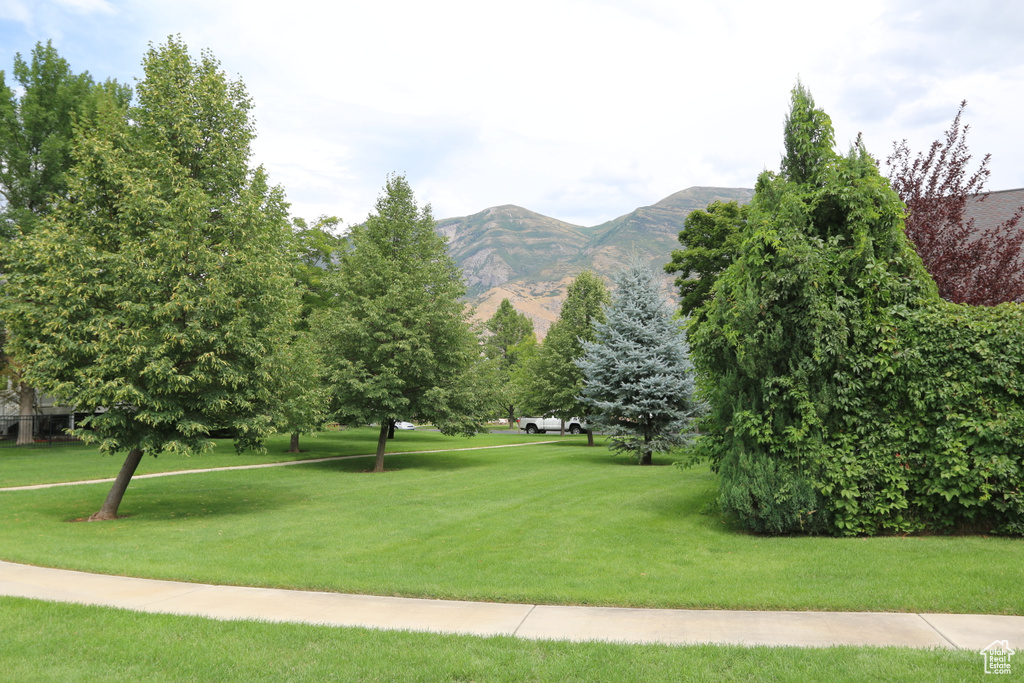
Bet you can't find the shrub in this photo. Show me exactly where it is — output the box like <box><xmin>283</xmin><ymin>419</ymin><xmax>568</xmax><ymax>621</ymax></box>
<box><xmin>691</xmin><ymin>84</ymin><xmax>1024</xmax><ymax>535</ymax></box>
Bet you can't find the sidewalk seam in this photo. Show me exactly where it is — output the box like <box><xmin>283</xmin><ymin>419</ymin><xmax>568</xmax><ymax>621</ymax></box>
<box><xmin>916</xmin><ymin>613</ymin><xmax>959</xmax><ymax>650</ymax></box>
<box><xmin>512</xmin><ymin>604</ymin><xmax>537</xmax><ymax>636</ymax></box>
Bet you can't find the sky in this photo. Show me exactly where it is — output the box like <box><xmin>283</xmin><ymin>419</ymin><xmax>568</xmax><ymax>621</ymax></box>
<box><xmin>2</xmin><ymin>0</ymin><xmax>1023</xmax><ymax>228</ymax></box>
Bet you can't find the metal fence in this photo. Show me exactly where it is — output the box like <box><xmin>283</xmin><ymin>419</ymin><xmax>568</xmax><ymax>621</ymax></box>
<box><xmin>0</xmin><ymin>414</ymin><xmax>79</xmax><ymax>448</ymax></box>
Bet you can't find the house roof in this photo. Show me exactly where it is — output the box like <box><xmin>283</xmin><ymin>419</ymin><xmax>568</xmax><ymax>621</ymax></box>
<box><xmin>963</xmin><ymin>187</ymin><xmax>1024</xmax><ymax>234</ymax></box>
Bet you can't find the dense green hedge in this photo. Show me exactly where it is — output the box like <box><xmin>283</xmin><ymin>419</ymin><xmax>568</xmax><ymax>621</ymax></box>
<box><xmin>689</xmin><ymin>85</ymin><xmax>1024</xmax><ymax>536</ymax></box>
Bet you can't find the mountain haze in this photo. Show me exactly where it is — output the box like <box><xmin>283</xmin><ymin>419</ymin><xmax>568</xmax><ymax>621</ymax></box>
<box><xmin>438</xmin><ymin>187</ymin><xmax>754</xmax><ymax>335</ymax></box>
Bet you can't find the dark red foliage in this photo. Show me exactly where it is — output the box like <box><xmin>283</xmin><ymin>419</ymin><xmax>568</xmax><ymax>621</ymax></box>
<box><xmin>887</xmin><ymin>101</ymin><xmax>1024</xmax><ymax>306</ymax></box>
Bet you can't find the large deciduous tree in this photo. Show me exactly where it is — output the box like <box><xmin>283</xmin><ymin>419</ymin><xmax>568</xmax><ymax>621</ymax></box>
<box><xmin>313</xmin><ymin>174</ymin><xmax>483</xmax><ymax>472</ymax></box>
<box><xmin>577</xmin><ymin>258</ymin><xmax>701</xmax><ymax>465</ymax></box>
<box><xmin>2</xmin><ymin>38</ymin><xmax>298</xmax><ymax>519</ymax></box>
<box><xmin>0</xmin><ymin>41</ymin><xmax>130</xmax><ymax>238</ymax></box>
<box><xmin>0</xmin><ymin>41</ymin><xmax>130</xmax><ymax>444</ymax></box>
<box><xmin>273</xmin><ymin>216</ymin><xmax>345</xmax><ymax>453</ymax></box>
<box><xmin>887</xmin><ymin>101</ymin><xmax>1024</xmax><ymax>306</ymax></box>
<box><xmin>514</xmin><ymin>270</ymin><xmax>608</xmax><ymax>444</ymax></box>
<box><xmin>664</xmin><ymin>200</ymin><xmax>749</xmax><ymax>320</ymax></box>
<box><xmin>484</xmin><ymin>298</ymin><xmax>536</xmax><ymax>425</ymax></box>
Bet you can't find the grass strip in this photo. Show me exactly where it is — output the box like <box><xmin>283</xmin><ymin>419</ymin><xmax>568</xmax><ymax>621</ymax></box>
<box><xmin>0</xmin><ymin>596</ymin><xmax>981</xmax><ymax>683</ymax></box>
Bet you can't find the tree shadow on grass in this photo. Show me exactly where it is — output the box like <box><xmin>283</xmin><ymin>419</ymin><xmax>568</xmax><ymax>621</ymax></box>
<box><xmin>51</xmin><ymin>479</ymin><xmax>300</xmax><ymax>522</ymax></box>
<box><xmin>299</xmin><ymin>450</ymin><xmax>486</xmax><ymax>474</ymax></box>
<box><xmin>566</xmin><ymin>451</ymin><xmax>680</xmax><ymax>467</ymax></box>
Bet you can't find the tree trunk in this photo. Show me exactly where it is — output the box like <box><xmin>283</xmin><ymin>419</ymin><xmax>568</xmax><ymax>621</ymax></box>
<box><xmin>89</xmin><ymin>447</ymin><xmax>144</xmax><ymax>520</ymax></box>
<box><xmin>586</xmin><ymin>429</ymin><xmax>595</xmax><ymax>447</ymax></box>
<box><xmin>640</xmin><ymin>432</ymin><xmax>652</xmax><ymax>465</ymax></box>
<box><xmin>559</xmin><ymin>419</ymin><xmax>565</xmax><ymax>437</ymax></box>
<box><xmin>16</xmin><ymin>382</ymin><xmax>34</xmax><ymax>446</ymax></box>
<box><xmin>506</xmin><ymin>404</ymin><xmax>515</xmax><ymax>428</ymax></box>
<box><xmin>288</xmin><ymin>432</ymin><xmax>300</xmax><ymax>453</ymax></box>
<box><xmin>374</xmin><ymin>421</ymin><xmax>389</xmax><ymax>472</ymax></box>
<box><xmin>387</xmin><ymin>419</ymin><xmax>395</xmax><ymax>439</ymax></box>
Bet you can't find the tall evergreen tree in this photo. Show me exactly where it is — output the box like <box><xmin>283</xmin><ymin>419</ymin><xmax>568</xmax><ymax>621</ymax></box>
<box><xmin>2</xmin><ymin>38</ymin><xmax>298</xmax><ymax>519</ymax></box>
<box><xmin>577</xmin><ymin>259</ymin><xmax>701</xmax><ymax>465</ymax></box>
<box><xmin>313</xmin><ymin>174</ymin><xmax>483</xmax><ymax>472</ymax></box>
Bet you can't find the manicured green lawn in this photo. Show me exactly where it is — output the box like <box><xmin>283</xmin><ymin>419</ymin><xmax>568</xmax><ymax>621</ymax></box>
<box><xmin>0</xmin><ymin>597</ymin><xmax>980</xmax><ymax>683</ymax></box>
<box><xmin>1</xmin><ymin>429</ymin><xmax>1021</xmax><ymax>614</ymax></box>
<box><xmin>0</xmin><ymin>428</ymin><xmax>552</xmax><ymax>488</ymax></box>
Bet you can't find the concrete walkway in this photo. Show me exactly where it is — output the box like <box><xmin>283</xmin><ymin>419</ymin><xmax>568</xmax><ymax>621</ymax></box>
<box><xmin>2</xmin><ymin>560</ymin><xmax>1022</xmax><ymax>650</ymax></box>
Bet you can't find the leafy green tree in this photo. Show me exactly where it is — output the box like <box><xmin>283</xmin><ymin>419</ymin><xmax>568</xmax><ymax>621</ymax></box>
<box><xmin>691</xmin><ymin>83</ymin><xmax>936</xmax><ymax>534</ymax></box>
<box><xmin>1</xmin><ymin>38</ymin><xmax>299</xmax><ymax>520</ymax></box>
<box><xmin>0</xmin><ymin>41</ymin><xmax>130</xmax><ymax>238</ymax></box>
<box><xmin>484</xmin><ymin>298</ymin><xmax>536</xmax><ymax>425</ymax></box>
<box><xmin>313</xmin><ymin>174</ymin><xmax>483</xmax><ymax>472</ymax></box>
<box><xmin>780</xmin><ymin>80</ymin><xmax>835</xmax><ymax>186</ymax></box>
<box><xmin>578</xmin><ymin>258</ymin><xmax>702</xmax><ymax>465</ymax></box>
<box><xmin>0</xmin><ymin>41</ymin><xmax>130</xmax><ymax>444</ymax></box>
<box><xmin>515</xmin><ymin>271</ymin><xmax>609</xmax><ymax>443</ymax></box>
<box><xmin>290</xmin><ymin>215</ymin><xmax>346</xmax><ymax>324</ymax></box>
<box><xmin>664</xmin><ymin>201</ymin><xmax>749</xmax><ymax>319</ymax></box>
<box><xmin>485</xmin><ymin>299</ymin><xmax>534</xmax><ymax>363</ymax></box>
<box><xmin>273</xmin><ymin>330</ymin><xmax>329</xmax><ymax>453</ymax></box>
<box><xmin>272</xmin><ymin>216</ymin><xmax>346</xmax><ymax>452</ymax></box>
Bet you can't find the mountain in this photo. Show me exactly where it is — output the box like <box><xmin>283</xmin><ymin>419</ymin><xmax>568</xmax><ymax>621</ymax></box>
<box><xmin>437</xmin><ymin>187</ymin><xmax>754</xmax><ymax>336</ymax></box>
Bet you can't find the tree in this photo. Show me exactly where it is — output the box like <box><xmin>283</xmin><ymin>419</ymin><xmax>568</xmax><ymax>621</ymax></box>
<box><xmin>780</xmin><ymin>80</ymin><xmax>835</xmax><ymax>187</ymax></box>
<box><xmin>290</xmin><ymin>215</ymin><xmax>346</xmax><ymax>325</ymax></box>
<box><xmin>0</xmin><ymin>41</ymin><xmax>130</xmax><ymax>444</ymax></box>
<box><xmin>0</xmin><ymin>41</ymin><xmax>130</xmax><ymax>238</ymax></box>
<box><xmin>577</xmin><ymin>258</ymin><xmax>701</xmax><ymax>465</ymax></box>
<box><xmin>664</xmin><ymin>200</ymin><xmax>749</xmax><ymax>320</ymax></box>
<box><xmin>1</xmin><ymin>38</ymin><xmax>299</xmax><ymax>520</ymax></box>
<box><xmin>514</xmin><ymin>270</ymin><xmax>609</xmax><ymax>444</ymax></box>
<box><xmin>484</xmin><ymin>298</ymin><xmax>536</xmax><ymax>425</ymax></box>
<box><xmin>313</xmin><ymin>174</ymin><xmax>482</xmax><ymax>472</ymax></box>
<box><xmin>273</xmin><ymin>330</ymin><xmax>329</xmax><ymax>453</ymax></box>
<box><xmin>887</xmin><ymin>101</ymin><xmax>1024</xmax><ymax>305</ymax></box>
<box><xmin>271</xmin><ymin>215</ymin><xmax>346</xmax><ymax>452</ymax></box>
<box><xmin>690</xmin><ymin>83</ymin><xmax>937</xmax><ymax>534</ymax></box>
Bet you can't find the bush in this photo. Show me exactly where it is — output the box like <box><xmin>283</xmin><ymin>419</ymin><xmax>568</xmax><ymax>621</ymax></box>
<box><xmin>691</xmin><ymin>84</ymin><xmax>1024</xmax><ymax>536</ymax></box>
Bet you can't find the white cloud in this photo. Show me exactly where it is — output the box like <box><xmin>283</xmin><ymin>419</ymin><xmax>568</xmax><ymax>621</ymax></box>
<box><xmin>54</xmin><ymin>0</ymin><xmax>115</xmax><ymax>14</ymax></box>
<box><xmin>2</xmin><ymin>0</ymin><xmax>1023</xmax><ymax>225</ymax></box>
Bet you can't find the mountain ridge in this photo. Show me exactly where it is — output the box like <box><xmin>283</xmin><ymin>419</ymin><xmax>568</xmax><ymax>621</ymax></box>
<box><xmin>438</xmin><ymin>186</ymin><xmax>755</xmax><ymax>336</ymax></box>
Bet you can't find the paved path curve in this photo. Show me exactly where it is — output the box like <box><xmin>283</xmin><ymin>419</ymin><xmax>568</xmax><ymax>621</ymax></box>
<box><xmin>2</xmin><ymin>560</ymin><xmax>1022</xmax><ymax>650</ymax></box>
<box><xmin>3</xmin><ymin>441</ymin><xmax>1022</xmax><ymax>650</ymax></box>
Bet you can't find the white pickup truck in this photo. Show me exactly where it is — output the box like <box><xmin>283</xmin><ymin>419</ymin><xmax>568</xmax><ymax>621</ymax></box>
<box><xmin>517</xmin><ymin>416</ymin><xmax>587</xmax><ymax>435</ymax></box>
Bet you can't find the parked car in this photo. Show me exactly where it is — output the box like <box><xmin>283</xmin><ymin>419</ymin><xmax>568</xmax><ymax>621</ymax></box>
<box><xmin>394</xmin><ymin>421</ymin><xmax>415</xmax><ymax>430</ymax></box>
<box><xmin>516</xmin><ymin>416</ymin><xmax>587</xmax><ymax>434</ymax></box>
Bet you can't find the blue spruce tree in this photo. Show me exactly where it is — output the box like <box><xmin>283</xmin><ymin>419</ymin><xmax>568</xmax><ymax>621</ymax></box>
<box><xmin>576</xmin><ymin>258</ymin><xmax>702</xmax><ymax>465</ymax></box>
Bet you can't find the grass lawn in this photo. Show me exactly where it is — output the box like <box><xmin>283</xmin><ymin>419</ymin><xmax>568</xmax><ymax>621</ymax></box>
<box><xmin>0</xmin><ymin>597</ymin><xmax>981</xmax><ymax>683</ymax></box>
<box><xmin>1</xmin><ymin>429</ymin><xmax>1021</xmax><ymax>615</ymax></box>
<box><xmin>0</xmin><ymin>427</ymin><xmax>553</xmax><ymax>488</ymax></box>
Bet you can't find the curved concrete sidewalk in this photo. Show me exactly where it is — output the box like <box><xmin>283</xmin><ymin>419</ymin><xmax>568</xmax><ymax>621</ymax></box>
<box><xmin>2</xmin><ymin>560</ymin><xmax>1022</xmax><ymax>650</ymax></box>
